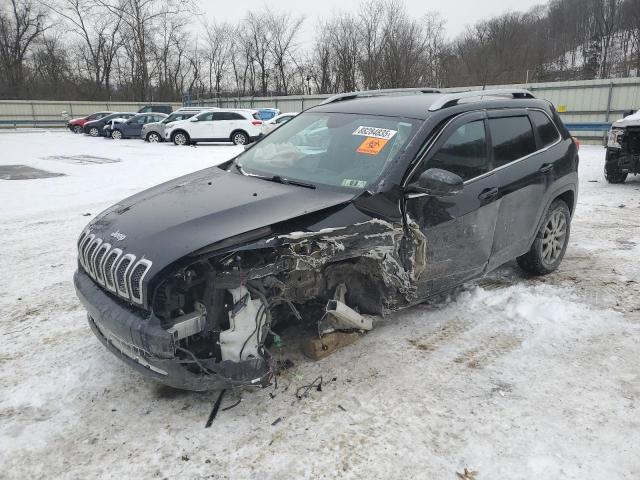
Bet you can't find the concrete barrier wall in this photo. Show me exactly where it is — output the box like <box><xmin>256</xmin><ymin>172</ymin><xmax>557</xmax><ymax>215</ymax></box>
<box><xmin>0</xmin><ymin>100</ymin><xmax>182</xmax><ymax>128</ymax></box>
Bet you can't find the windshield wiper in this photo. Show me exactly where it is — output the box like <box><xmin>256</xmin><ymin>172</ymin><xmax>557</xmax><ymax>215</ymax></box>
<box><xmin>235</xmin><ymin>163</ymin><xmax>316</xmax><ymax>189</ymax></box>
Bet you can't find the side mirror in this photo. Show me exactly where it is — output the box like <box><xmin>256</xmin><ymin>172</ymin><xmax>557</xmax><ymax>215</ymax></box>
<box><xmin>190</xmin><ymin>117</ymin><xmax>199</xmax><ymax>122</ymax></box>
<box><xmin>405</xmin><ymin>168</ymin><xmax>463</xmax><ymax>197</ymax></box>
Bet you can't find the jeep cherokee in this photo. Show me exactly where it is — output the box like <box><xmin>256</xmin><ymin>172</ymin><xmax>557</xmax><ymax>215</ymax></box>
<box><xmin>74</xmin><ymin>88</ymin><xmax>579</xmax><ymax>391</ymax></box>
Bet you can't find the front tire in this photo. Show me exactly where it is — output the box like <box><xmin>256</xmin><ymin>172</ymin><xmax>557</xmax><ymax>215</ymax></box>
<box><xmin>517</xmin><ymin>199</ymin><xmax>571</xmax><ymax>275</ymax></box>
<box><xmin>111</xmin><ymin>129</ymin><xmax>123</xmax><ymax>140</ymax></box>
<box><xmin>605</xmin><ymin>170</ymin><xmax>627</xmax><ymax>183</ymax></box>
<box><xmin>172</xmin><ymin>131</ymin><xmax>190</xmax><ymax>146</ymax></box>
<box><xmin>89</xmin><ymin>127</ymin><xmax>100</xmax><ymax>137</ymax></box>
<box><xmin>231</xmin><ymin>131</ymin><xmax>249</xmax><ymax>145</ymax></box>
<box><xmin>146</xmin><ymin>132</ymin><xmax>161</xmax><ymax>143</ymax></box>
<box><xmin>73</xmin><ymin>125</ymin><xmax>82</xmax><ymax>134</ymax></box>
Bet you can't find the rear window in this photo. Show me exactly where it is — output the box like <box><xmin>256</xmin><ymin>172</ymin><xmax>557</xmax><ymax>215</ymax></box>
<box><xmin>530</xmin><ymin>110</ymin><xmax>560</xmax><ymax>148</ymax></box>
<box><xmin>489</xmin><ymin>116</ymin><xmax>537</xmax><ymax>167</ymax></box>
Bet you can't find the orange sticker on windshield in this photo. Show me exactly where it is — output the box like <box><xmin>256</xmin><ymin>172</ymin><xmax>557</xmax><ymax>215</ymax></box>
<box><xmin>356</xmin><ymin>137</ymin><xmax>388</xmax><ymax>155</ymax></box>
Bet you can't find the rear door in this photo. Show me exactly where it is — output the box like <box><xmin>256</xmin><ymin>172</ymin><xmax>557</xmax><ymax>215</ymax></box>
<box><xmin>487</xmin><ymin>109</ymin><xmax>561</xmax><ymax>269</ymax></box>
<box><xmin>405</xmin><ymin>111</ymin><xmax>501</xmax><ymax>294</ymax></box>
<box><xmin>124</xmin><ymin>115</ymin><xmax>147</xmax><ymax>137</ymax></box>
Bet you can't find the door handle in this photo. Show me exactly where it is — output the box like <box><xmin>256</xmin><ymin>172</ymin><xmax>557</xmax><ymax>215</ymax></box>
<box><xmin>478</xmin><ymin>187</ymin><xmax>499</xmax><ymax>200</ymax></box>
<box><xmin>539</xmin><ymin>163</ymin><xmax>553</xmax><ymax>173</ymax></box>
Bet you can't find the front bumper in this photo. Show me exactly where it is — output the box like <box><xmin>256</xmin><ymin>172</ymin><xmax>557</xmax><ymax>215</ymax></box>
<box><xmin>74</xmin><ymin>269</ymin><xmax>271</xmax><ymax>391</ymax></box>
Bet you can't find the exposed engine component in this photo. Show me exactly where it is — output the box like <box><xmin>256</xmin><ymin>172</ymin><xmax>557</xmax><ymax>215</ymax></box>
<box><xmin>220</xmin><ymin>286</ymin><xmax>267</xmax><ymax>362</ymax></box>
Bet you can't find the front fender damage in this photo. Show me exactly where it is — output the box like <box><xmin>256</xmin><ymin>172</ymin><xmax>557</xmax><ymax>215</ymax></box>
<box><xmin>111</xmin><ymin>217</ymin><xmax>427</xmax><ymax>390</ymax></box>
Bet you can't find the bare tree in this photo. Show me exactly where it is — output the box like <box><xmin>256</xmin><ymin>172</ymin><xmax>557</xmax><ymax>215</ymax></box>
<box><xmin>265</xmin><ymin>10</ymin><xmax>304</xmax><ymax>95</ymax></box>
<box><xmin>48</xmin><ymin>0</ymin><xmax>121</xmax><ymax>97</ymax></box>
<box><xmin>0</xmin><ymin>0</ymin><xmax>48</xmax><ymax>98</ymax></box>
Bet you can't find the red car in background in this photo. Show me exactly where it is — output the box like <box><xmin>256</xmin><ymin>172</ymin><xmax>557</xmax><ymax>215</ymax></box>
<box><xmin>67</xmin><ymin>111</ymin><xmax>112</xmax><ymax>133</ymax></box>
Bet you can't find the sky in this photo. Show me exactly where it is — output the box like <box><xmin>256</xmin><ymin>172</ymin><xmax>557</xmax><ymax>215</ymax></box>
<box><xmin>199</xmin><ymin>0</ymin><xmax>545</xmax><ymax>42</ymax></box>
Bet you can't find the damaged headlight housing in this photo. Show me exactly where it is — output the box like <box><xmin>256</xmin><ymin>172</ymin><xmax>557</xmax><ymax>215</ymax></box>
<box><xmin>607</xmin><ymin>127</ymin><xmax>624</xmax><ymax>149</ymax></box>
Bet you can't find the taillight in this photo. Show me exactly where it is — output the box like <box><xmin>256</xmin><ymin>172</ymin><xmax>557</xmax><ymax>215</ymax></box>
<box><xmin>572</xmin><ymin>136</ymin><xmax>580</xmax><ymax>151</ymax></box>
<box><xmin>251</xmin><ymin>120</ymin><xmax>263</xmax><ymax>125</ymax></box>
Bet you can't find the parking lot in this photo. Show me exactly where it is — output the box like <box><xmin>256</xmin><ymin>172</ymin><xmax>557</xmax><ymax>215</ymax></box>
<box><xmin>1</xmin><ymin>131</ymin><xmax>639</xmax><ymax>479</ymax></box>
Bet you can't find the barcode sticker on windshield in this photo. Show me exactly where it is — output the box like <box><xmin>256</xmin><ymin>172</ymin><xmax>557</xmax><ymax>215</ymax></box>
<box><xmin>353</xmin><ymin>126</ymin><xmax>397</xmax><ymax>140</ymax></box>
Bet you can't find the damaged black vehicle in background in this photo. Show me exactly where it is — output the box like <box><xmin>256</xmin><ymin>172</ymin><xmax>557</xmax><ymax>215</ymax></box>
<box><xmin>74</xmin><ymin>88</ymin><xmax>579</xmax><ymax>391</ymax></box>
<box><xmin>605</xmin><ymin>109</ymin><xmax>640</xmax><ymax>183</ymax></box>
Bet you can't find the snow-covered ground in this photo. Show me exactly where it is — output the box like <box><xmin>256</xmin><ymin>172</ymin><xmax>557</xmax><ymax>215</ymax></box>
<box><xmin>0</xmin><ymin>131</ymin><xmax>639</xmax><ymax>479</ymax></box>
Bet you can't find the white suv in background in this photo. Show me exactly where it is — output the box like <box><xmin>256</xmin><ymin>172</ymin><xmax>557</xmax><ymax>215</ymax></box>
<box><xmin>165</xmin><ymin>109</ymin><xmax>263</xmax><ymax>146</ymax></box>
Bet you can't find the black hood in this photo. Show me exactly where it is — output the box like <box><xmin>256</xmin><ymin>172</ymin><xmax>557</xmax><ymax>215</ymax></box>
<box><xmin>85</xmin><ymin>167</ymin><xmax>356</xmax><ymax>278</ymax></box>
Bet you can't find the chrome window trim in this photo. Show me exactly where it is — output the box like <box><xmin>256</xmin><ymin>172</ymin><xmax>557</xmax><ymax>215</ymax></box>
<box><xmin>128</xmin><ymin>258</ymin><xmax>153</xmax><ymax>304</ymax></box>
<box><xmin>114</xmin><ymin>253</ymin><xmax>136</xmax><ymax>299</ymax></box>
<box><xmin>404</xmin><ymin>107</ymin><xmax>563</xmax><ymax>190</ymax></box>
<box><xmin>104</xmin><ymin>248</ymin><xmax>123</xmax><ymax>292</ymax></box>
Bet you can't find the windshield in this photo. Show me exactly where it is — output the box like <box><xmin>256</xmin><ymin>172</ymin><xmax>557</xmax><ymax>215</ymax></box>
<box><xmin>235</xmin><ymin>112</ymin><xmax>418</xmax><ymax>189</ymax></box>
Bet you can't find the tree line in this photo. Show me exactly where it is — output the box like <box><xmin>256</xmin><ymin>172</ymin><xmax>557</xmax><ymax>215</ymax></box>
<box><xmin>1</xmin><ymin>0</ymin><xmax>639</xmax><ymax>101</ymax></box>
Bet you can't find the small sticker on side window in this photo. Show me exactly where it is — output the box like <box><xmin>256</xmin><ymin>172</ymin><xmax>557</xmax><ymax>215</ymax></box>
<box><xmin>356</xmin><ymin>137</ymin><xmax>388</xmax><ymax>155</ymax></box>
<box><xmin>341</xmin><ymin>179</ymin><xmax>367</xmax><ymax>188</ymax></box>
<box><xmin>352</xmin><ymin>126</ymin><xmax>397</xmax><ymax>140</ymax></box>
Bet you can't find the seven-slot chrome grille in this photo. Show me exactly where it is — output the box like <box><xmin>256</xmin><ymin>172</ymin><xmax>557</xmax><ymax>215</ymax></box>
<box><xmin>77</xmin><ymin>230</ymin><xmax>152</xmax><ymax>305</ymax></box>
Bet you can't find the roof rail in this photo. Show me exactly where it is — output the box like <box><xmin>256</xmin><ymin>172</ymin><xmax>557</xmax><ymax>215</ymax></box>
<box><xmin>320</xmin><ymin>87</ymin><xmax>441</xmax><ymax>105</ymax></box>
<box><xmin>428</xmin><ymin>89</ymin><xmax>535</xmax><ymax>111</ymax></box>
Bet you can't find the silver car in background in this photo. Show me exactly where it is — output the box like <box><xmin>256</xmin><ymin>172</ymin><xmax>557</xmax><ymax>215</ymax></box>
<box><xmin>141</xmin><ymin>107</ymin><xmax>216</xmax><ymax>142</ymax></box>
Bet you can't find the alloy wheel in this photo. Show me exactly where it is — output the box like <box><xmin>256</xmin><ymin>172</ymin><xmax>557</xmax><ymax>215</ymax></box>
<box><xmin>541</xmin><ymin>209</ymin><xmax>567</xmax><ymax>266</ymax></box>
<box><xmin>111</xmin><ymin>130</ymin><xmax>122</xmax><ymax>140</ymax></box>
<box><xmin>148</xmin><ymin>132</ymin><xmax>160</xmax><ymax>143</ymax></box>
<box><xmin>233</xmin><ymin>132</ymin><xmax>247</xmax><ymax>145</ymax></box>
<box><xmin>174</xmin><ymin>133</ymin><xmax>187</xmax><ymax>145</ymax></box>
<box><xmin>89</xmin><ymin>127</ymin><xmax>99</xmax><ymax>137</ymax></box>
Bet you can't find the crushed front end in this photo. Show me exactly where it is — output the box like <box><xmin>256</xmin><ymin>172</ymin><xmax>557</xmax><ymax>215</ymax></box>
<box><xmin>74</xmin><ymin>216</ymin><xmax>423</xmax><ymax>391</ymax></box>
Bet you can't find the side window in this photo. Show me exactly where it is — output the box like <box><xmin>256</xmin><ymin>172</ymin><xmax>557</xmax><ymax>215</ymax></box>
<box><xmin>210</xmin><ymin>112</ymin><xmax>226</xmax><ymax>121</ymax></box>
<box><xmin>276</xmin><ymin>116</ymin><xmax>291</xmax><ymax>124</ymax></box>
<box><xmin>133</xmin><ymin>115</ymin><xmax>147</xmax><ymax>124</ymax></box>
<box><xmin>530</xmin><ymin>110</ymin><xmax>560</xmax><ymax>148</ymax></box>
<box><xmin>229</xmin><ymin>112</ymin><xmax>245</xmax><ymax>120</ymax></box>
<box><xmin>427</xmin><ymin>120</ymin><xmax>489</xmax><ymax>181</ymax></box>
<box><xmin>488</xmin><ymin>116</ymin><xmax>537</xmax><ymax>168</ymax></box>
<box><xmin>198</xmin><ymin>112</ymin><xmax>215</xmax><ymax>121</ymax></box>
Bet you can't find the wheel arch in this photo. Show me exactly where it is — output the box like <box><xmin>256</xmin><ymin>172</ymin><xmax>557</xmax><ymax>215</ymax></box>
<box><xmin>230</xmin><ymin>129</ymin><xmax>250</xmax><ymax>143</ymax></box>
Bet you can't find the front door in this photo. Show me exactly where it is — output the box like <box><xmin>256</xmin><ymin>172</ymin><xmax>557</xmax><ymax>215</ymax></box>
<box><xmin>191</xmin><ymin>111</ymin><xmax>222</xmax><ymax>140</ymax></box>
<box><xmin>404</xmin><ymin>111</ymin><xmax>501</xmax><ymax>295</ymax></box>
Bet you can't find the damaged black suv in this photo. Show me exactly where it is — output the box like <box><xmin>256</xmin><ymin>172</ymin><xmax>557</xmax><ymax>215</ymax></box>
<box><xmin>74</xmin><ymin>88</ymin><xmax>579</xmax><ymax>391</ymax></box>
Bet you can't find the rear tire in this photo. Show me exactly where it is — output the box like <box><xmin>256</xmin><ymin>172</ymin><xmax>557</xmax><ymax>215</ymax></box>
<box><xmin>231</xmin><ymin>131</ymin><xmax>249</xmax><ymax>145</ymax></box>
<box><xmin>605</xmin><ymin>170</ymin><xmax>627</xmax><ymax>183</ymax></box>
<box><xmin>517</xmin><ymin>199</ymin><xmax>571</xmax><ymax>276</ymax></box>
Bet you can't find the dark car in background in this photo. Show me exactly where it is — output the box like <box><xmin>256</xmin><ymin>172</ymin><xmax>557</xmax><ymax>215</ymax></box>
<box><xmin>74</xmin><ymin>88</ymin><xmax>578</xmax><ymax>392</ymax></box>
<box><xmin>67</xmin><ymin>111</ymin><xmax>112</xmax><ymax>134</ymax></box>
<box><xmin>137</xmin><ymin>105</ymin><xmax>173</xmax><ymax>115</ymax></box>
<box><xmin>108</xmin><ymin>112</ymin><xmax>168</xmax><ymax>139</ymax></box>
<box><xmin>83</xmin><ymin>112</ymin><xmax>136</xmax><ymax>137</ymax></box>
